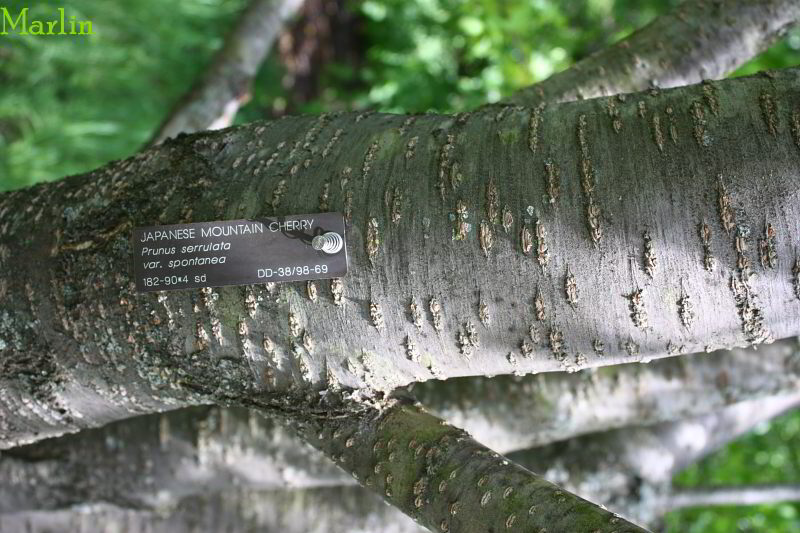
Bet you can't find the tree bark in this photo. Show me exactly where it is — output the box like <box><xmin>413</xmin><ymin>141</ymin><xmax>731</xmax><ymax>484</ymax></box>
<box><xmin>666</xmin><ymin>484</ymin><xmax>800</xmax><ymax>510</ymax></box>
<box><xmin>0</xmin><ymin>406</ymin><xmax>349</xmax><ymax>512</ymax></box>
<box><xmin>0</xmin><ymin>487</ymin><xmax>425</xmax><ymax>533</ymax></box>
<box><xmin>3</xmin><ymin>338</ymin><xmax>797</xmax><ymax>511</ymax></box>
<box><xmin>509</xmin><ymin>0</ymin><xmax>800</xmax><ymax>105</ymax></box>
<box><xmin>149</xmin><ymin>0</ymin><xmax>305</xmax><ymax>145</ymax></box>
<box><xmin>508</xmin><ymin>392</ymin><xmax>800</xmax><ymax>526</ymax></box>
<box><xmin>294</xmin><ymin>396</ymin><xmax>648</xmax><ymax>532</ymax></box>
<box><xmin>2</xmin><ymin>69</ymin><xmax>800</xmax><ymax>449</ymax></box>
<box><xmin>413</xmin><ymin>338</ymin><xmax>800</xmax><ymax>452</ymax></box>
<box><xmin>5</xmin><ymin>392</ymin><xmax>795</xmax><ymax>530</ymax></box>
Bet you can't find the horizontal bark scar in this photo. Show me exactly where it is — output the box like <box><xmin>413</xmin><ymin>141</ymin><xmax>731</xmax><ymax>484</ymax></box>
<box><xmin>270</xmin><ymin>179</ymin><xmax>287</xmax><ymax>212</ymax></box>
<box><xmin>678</xmin><ymin>292</ymin><xmax>695</xmax><ymax>329</ymax></box>
<box><xmin>605</xmin><ymin>98</ymin><xmax>622</xmax><ymax>133</ymax></box>
<box><xmin>543</xmin><ymin>160</ymin><xmax>560</xmax><ymax>206</ymax></box>
<box><xmin>702</xmin><ymin>80</ymin><xmax>720</xmax><ymax>116</ymax></box>
<box><xmin>520</xmin><ymin>224</ymin><xmax>533</xmax><ymax>255</ymax></box>
<box><xmin>758</xmin><ymin>222</ymin><xmax>777</xmax><ymax>269</ymax></box>
<box><xmin>437</xmin><ymin>134</ymin><xmax>457</xmax><ymax>201</ymax></box>
<box><xmin>642</xmin><ymin>230</ymin><xmax>657</xmax><ymax>277</ymax></box>
<box><xmin>362</xmin><ymin>139</ymin><xmax>380</xmax><ymax>181</ymax></box>
<box><xmin>451</xmin><ymin>200</ymin><xmax>470</xmax><ymax>241</ymax></box>
<box><xmin>665</xmin><ymin>105</ymin><xmax>678</xmax><ymax>143</ymax></box>
<box><xmin>700</xmin><ymin>219</ymin><xmax>716</xmax><ymax>272</ymax></box>
<box><xmin>409</xmin><ymin>298</ymin><xmax>424</xmax><ymax>330</ymax></box>
<box><xmin>318</xmin><ymin>181</ymin><xmax>330</xmax><ymax>211</ymax></box>
<box><xmin>528</xmin><ymin>103</ymin><xmax>544</xmax><ymax>153</ymax></box>
<box><xmin>330</xmin><ymin>278</ymin><xmax>344</xmax><ymax>306</ymax></box>
<box><xmin>717</xmin><ymin>178</ymin><xmax>736</xmax><ymax>235</ymax></box>
<box><xmin>502</xmin><ymin>205</ymin><xmax>514</xmax><ymax>233</ymax></box>
<box><xmin>760</xmin><ymin>91</ymin><xmax>779</xmax><ymax>137</ymax></box>
<box><xmin>535</xmin><ymin>216</ymin><xmax>549</xmax><ymax>268</ymax></box>
<box><xmin>58</xmin><ymin>221</ymin><xmax>132</xmax><ymax>253</ymax></box>
<box><xmin>478</xmin><ymin>296</ymin><xmax>491</xmax><ymax>326</ymax></box>
<box><xmin>577</xmin><ymin>114</ymin><xmax>603</xmax><ymax>244</ymax></box>
<box><xmin>485</xmin><ymin>178</ymin><xmax>498</xmax><ymax>223</ymax></box>
<box><xmin>398</xmin><ymin>116</ymin><xmax>415</xmax><ymax>136</ymax></box>
<box><xmin>369</xmin><ymin>300</ymin><xmax>385</xmax><ymax>331</ymax></box>
<box><xmin>404</xmin><ymin>136</ymin><xmax>418</xmax><ymax>160</ymax></box>
<box><xmin>457</xmin><ymin>321</ymin><xmax>479</xmax><ymax>358</ymax></box>
<box><xmin>534</xmin><ymin>290</ymin><xmax>546</xmax><ymax>321</ymax></box>
<box><xmin>389</xmin><ymin>187</ymin><xmax>403</xmax><ymax>224</ymax></box>
<box><xmin>306</xmin><ymin>281</ymin><xmax>318</xmax><ymax>303</ymax></box>
<box><xmin>627</xmin><ymin>289</ymin><xmax>649</xmax><ymax>330</ymax></box>
<box><xmin>729</xmin><ymin>274</ymin><xmax>771</xmax><ymax>344</ymax></box>
<box><xmin>366</xmin><ymin>217</ymin><xmax>380</xmax><ymax>266</ymax></box>
<box><xmin>564</xmin><ymin>266</ymin><xmax>579</xmax><ymax>308</ymax></box>
<box><xmin>791</xmin><ymin>108</ymin><xmax>800</xmax><ymax>150</ymax></box>
<box><xmin>479</xmin><ymin>219</ymin><xmax>493</xmax><ymax>257</ymax></box>
<box><xmin>793</xmin><ymin>258</ymin><xmax>800</xmax><ymax>301</ymax></box>
<box><xmin>322</xmin><ymin>128</ymin><xmax>344</xmax><ymax>159</ymax></box>
<box><xmin>690</xmin><ymin>101</ymin><xmax>710</xmax><ymax>147</ymax></box>
<box><xmin>429</xmin><ymin>297</ymin><xmax>443</xmax><ymax>333</ymax></box>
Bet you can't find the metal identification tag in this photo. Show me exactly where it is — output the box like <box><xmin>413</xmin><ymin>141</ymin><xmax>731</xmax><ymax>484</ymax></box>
<box><xmin>132</xmin><ymin>212</ymin><xmax>347</xmax><ymax>293</ymax></box>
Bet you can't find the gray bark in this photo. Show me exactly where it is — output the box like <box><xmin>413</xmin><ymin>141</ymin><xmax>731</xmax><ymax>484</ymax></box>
<box><xmin>150</xmin><ymin>0</ymin><xmax>305</xmax><ymax>145</ymax></box>
<box><xmin>3</xmin><ymin>339</ymin><xmax>798</xmax><ymax>512</ymax></box>
<box><xmin>2</xmin><ymin>69</ymin><xmax>800</xmax><ymax>449</ymax></box>
<box><xmin>510</xmin><ymin>0</ymin><xmax>800</xmax><ymax>105</ymax></box>
<box><xmin>413</xmin><ymin>337</ymin><xmax>800</xmax><ymax>452</ymax></box>
<box><xmin>666</xmin><ymin>484</ymin><xmax>800</xmax><ymax>510</ymax></box>
<box><xmin>509</xmin><ymin>392</ymin><xmax>800</xmax><ymax>526</ymax></box>
<box><xmin>9</xmin><ymin>483</ymin><xmax>797</xmax><ymax>533</ymax></box>
<box><xmin>5</xmin><ymin>392</ymin><xmax>793</xmax><ymax>531</ymax></box>
<box><xmin>0</xmin><ymin>487</ymin><xmax>425</xmax><ymax>533</ymax></box>
<box><xmin>294</xmin><ymin>397</ymin><xmax>648</xmax><ymax>532</ymax></box>
<box><xmin>0</xmin><ymin>407</ymin><xmax>348</xmax><ymax>512</ymax></box>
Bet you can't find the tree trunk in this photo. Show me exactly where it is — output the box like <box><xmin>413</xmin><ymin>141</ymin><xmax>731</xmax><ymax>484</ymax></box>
<box><xmin>2</xmin><ymin>69</ymin><xmax>800</xmax><ymax>450</ymax></box>
<box><xmin>0</xmin><ymin>487</ymin><xmax>425</xmax><ymax>533</ymax></box>
<box><xmin>150</xmin><ymin>0</ymin><xmax>306</xmax><ymax>145</ymax></box>
<box><xmin>510</xmin><ymin>0</ymin><xmax>800</xmax><ymax>105</ymax></box>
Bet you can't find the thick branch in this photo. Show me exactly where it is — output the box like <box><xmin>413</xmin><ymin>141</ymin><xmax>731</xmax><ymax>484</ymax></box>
<box><xmin>0</xmin><ymin>487</ymin><xmax>425</xmax><ymax>533</ymax></box>
<box><xmin>0</xmin><ymin>407</ymin><xmax>348</xmax><ymax>512</ymax></box>
<box><xmin>4</xmin><ymin>340</ymin><xmax>798</xmax><ymax>510</ymax></box>
<box><xmin>666</xmin><ymin>484</ymin><xmax>800</xmax><ymax>510</ymax></box>
<box><xmin>5</xmin><ymin>392</ymin><xmax>795</xmax><ymax>528</ymax></box>
<box><xmin>2</xmin><ymin>70</ymin><xmax>800</xmax><ymax>448</ymax></box>
<box><xmin>508</xmin><ymin>392</ymin><xmax>800</xmax><ymax>525</ymax></box>
<box><xmin>150</xmin><ymin>0</ymin><xmax>305</xmax><ymax>145</ymax></box>
<box><xmin>294</xmin><ymin>397</ymin><xmax>648</xmax><ymax>532</ymax></box>
<box><xmin>413</xmin><ymin>338</ymin><xmax>800</xmax><ymax>453</ymax></box>
<box><xmin>510</xmin><ymin>0</ymin><xmax>800</xmax><ymax>105</ymax></box>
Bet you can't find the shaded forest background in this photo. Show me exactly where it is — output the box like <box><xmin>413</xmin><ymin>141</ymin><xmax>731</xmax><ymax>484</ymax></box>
<box><xmin>0</xmin><ymin>0</ymin><xmax>799</xmax><ymax>530</ymax></box>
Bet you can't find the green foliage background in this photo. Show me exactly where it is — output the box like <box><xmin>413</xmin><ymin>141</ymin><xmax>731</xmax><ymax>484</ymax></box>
<box><xmin>1</xmin><ymin>0</ymin><xmax>799</xmax><ymax>531</ymax></box>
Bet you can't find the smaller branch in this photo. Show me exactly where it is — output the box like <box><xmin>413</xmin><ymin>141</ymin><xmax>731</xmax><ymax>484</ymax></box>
<box><xmin>413</xmin><ymin>339</ymin><xmax>800</xmax><ymax>453</ymax></box>
<box><xmin>0</xmin><ymin>406</ymin><xmax>349</xmax><ymax>512</ymax></box>
<box><xmin>293</xmin><ymin>397</ymin><xmax>649</xmax><ymax>533</ymax></box>
<box><xmin>667</xmin><ymin>484</ymin><xmax>800</xmax><ymax>510</ymax></box>
<box><xmin>149</xmin><ymin>0</ymin><xmax>305</xmax><ymax>145</ymax></box>
<box><xmin>0</xmin><ymin>487</ymin><xmax>425</xmax><ymax>533</ymax></box>
<box><xmin>507</xmin><ymin>392</ymin><xmax>800</xmax><ymax>526</ymax></box>
<box><xmin>509</xmin><ymin>0</ymin><xmax>800</xmax><ymax>105</ymax></box>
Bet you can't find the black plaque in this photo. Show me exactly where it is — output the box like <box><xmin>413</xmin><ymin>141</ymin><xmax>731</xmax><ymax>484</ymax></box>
<box><xmin>132</xmin><ymin>213</ymin><xmax>347</xmax><ymax>293</ymax></box>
